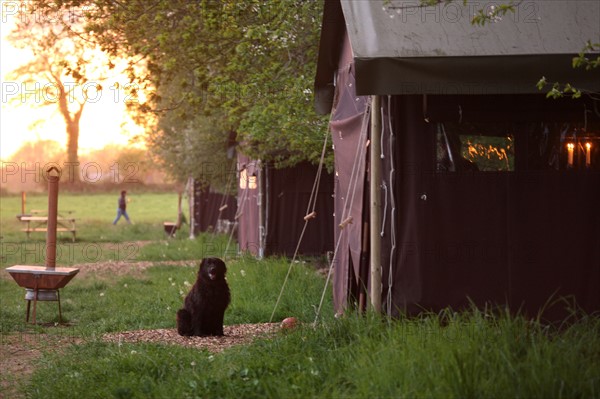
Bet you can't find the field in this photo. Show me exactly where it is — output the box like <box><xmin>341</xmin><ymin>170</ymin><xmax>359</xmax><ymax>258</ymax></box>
<box><xmin>1</xmin><ymin>192</ymin><xmax>599</xmax><ymax>398</ymax></box>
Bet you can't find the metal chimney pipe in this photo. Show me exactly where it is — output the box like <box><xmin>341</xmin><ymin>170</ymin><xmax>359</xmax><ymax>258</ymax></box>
<box><xmin>46</xmin><ymin>167</ymin><xmax>60</xmax><ymax>269</ymax></box>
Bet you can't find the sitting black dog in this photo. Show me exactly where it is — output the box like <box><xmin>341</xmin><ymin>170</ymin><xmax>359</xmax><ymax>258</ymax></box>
<box><xmin>176</xmin><ymin>257</ymin><xmax>231</xmax><ymax>336</ymax></box>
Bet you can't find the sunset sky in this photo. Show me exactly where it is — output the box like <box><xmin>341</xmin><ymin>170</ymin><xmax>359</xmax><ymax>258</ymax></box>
<box><xmin>0</xmin><ymin>7</ymin><xmax>145</xmax><ymax>161</ymax></box>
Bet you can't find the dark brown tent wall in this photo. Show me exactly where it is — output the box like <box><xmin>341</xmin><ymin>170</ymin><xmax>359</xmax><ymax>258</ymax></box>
<box><xmin>265</xmin><ymin>162</ymin><xmax>335</xmax><ymax>257</ymax></box>
<box><xmin>237</xmin><ymin>153</ymin><xmax>335</xmax><ymax>258</ymax></box>
<box><xmin>316</xmin><ymin>0</ymin><xmax>600</xmax><ymax>319</ymax></box>
<box><xmin>192</xmin><ymin>181</ymin><xmax>237</xmax><ymax>234</ymax></box>
<box><xmin>379</xmin><ymin>95</ymin><xmax>600</xmax><ymax>319</ymax></box>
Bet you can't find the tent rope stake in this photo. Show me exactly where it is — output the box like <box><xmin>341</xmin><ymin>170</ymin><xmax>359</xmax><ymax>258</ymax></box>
<box><xmin>339</xmin><ymin>216</ymin><xmax>353</xmax><ymax>229</ymax></box>
<box><xmin>304</xmin><ymin>211</ymin><xmax>317</xmax><ymax>221</ymax></box>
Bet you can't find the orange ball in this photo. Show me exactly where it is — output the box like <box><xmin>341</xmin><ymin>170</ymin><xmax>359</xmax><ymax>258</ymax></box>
<box><xmin>280</xmin><ymin>317</ymin><xmax>298</xmax><ymax>329</ymax></box>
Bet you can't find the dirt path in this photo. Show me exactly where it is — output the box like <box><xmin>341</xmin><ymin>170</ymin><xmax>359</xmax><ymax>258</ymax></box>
<box><xmin>0</xmin><ymin>332</ymin><xmax>82</xmax><ymax>399</ymax></box>
<box><xmin>72</xmin><ymin>258</ymin><xmax>196</xmax><ymax>277</ymax></box>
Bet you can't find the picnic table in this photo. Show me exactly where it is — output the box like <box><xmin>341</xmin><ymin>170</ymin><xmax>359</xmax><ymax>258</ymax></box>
<box><xmin>19</xmin><ymin>215</ymin><xmax>77</xmax><ymax>242</ymax></box>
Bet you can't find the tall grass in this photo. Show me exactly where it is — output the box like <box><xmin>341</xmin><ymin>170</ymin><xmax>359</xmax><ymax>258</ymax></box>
<box><xmin>24</xmin><ymin>310</ymin><xmax>600</xmax><ymax>399</ymax></box>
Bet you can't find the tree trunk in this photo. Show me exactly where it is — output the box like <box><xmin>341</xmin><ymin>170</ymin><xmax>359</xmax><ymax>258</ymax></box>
<box><xmin>57</xmin><ymin>81</ymin><xmax>84</xmax><ymax>185</ymax></box>
<box><xmin>66</xmin><ymin>121</ymin><xmax>80</xmax><ymax>184</ymax></box>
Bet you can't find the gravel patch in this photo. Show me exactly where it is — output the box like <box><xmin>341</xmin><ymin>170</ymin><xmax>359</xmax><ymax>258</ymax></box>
<box><xmin>72</xmin><ymin>259</ymin><xmax>196</xmax><ymax>278</ymax></box>
<box><xmin>102</xmin><ymin>323</ymin><xmax>280</xmax><ymax>352</ymax></box>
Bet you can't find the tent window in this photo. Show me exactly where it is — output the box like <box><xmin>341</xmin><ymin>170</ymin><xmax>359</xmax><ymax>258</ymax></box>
<box><xmin>436</xmin><ymin>123</ymin><xmax>515</xmax><ymax>172</ymax></box>
<box><xmin>523</xmin><ymin>123</ymin><xmax>599</xmax><ymax>171</ymax></box>
<box><xmin>240</xmin><ymin>168</ymin><xmax>257</xmax><ymax>189</ymax></box>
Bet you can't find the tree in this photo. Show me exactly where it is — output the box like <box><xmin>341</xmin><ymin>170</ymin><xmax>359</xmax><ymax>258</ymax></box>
<box><xmin>537</xmin><ymin>40</ymin><xmax>600</xmax><ymax>99</ymax></box>
<box><xmin>215</xmin><ymin>1</ymin><xmax>331</xmax><ymax>168</ymax></box>
<box><xmin>6</xmin><ymin>4</ymin><xmax>110</xmax><ymax>183</ymax></box>
<box><xmin>146</xmin><ymin>104</ymin><xmax>236</xmax><ymax>188</ymax></box>
<box><xmin>32</xmin><ymin>0</ymin><xmax>331</xmax><ymax>183</ymax></box>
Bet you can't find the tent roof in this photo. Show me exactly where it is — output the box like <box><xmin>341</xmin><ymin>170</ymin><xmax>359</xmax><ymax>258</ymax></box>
<box><xmin>315</xmin><ymin>0</ymin><xmax>600</xmax><ymax>108</ymax></box>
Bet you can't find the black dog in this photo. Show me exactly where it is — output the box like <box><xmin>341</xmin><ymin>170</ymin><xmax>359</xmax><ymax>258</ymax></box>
<box><xmin>176</xmin><ymin>257</ymin><xmax>231</xmax><ymax>336</ymax></box>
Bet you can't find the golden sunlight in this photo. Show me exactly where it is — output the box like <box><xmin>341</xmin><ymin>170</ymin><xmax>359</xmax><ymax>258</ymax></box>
<box><xmin>0</xmin><ymin>10</ymin><xmax>145</xmax><ymax>161</ymax></box>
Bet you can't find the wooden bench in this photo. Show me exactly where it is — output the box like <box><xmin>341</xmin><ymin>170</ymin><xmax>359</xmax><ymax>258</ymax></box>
<box><xmin>20</xmin><ymin>216</ymin><xmax>77</xmax><ymax>242</ymax></box>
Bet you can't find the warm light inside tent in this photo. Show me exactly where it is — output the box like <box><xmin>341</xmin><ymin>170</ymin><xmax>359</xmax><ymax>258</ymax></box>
<box><xmin>567</xmin><ymin>143</ymin><xmax>575</xmax><ymax>167</ymax></box>
<box><xmin>240</xmin><ymin>168</ymin><xmax>257</xmax><ymax>190</ymax></box>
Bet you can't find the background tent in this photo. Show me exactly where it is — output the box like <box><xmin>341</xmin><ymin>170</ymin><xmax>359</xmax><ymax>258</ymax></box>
<box><xmin>237</xmin><ymin>153</ymin><xmax>335</xmax><ymax>258</ymax></box>
<box><xmin>192</xmin><ymin>180</ymin><xmax>237</xmax><ymax>234</ymax></box>
<box><xmin>316</xmin><ymin>0</ymin><xmax>600</xmax><ymax>320</ymax></box>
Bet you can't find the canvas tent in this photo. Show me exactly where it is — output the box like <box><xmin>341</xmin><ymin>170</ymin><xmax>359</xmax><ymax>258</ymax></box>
<box><xmin>188</xmin><ymin>131</ymin><xmax>239</xmax><ymax>237</ymax></box>
<box><xmin>316</xmin><ymin>0</ymin><xmax>600</xmax><ymax>320</ymax></box>
<box><xmin>191</xmin><ymin>180</ymin><xmax>237</xmax><ymax>235</ymax></box>
<box><xmin>236</xmin><ymin>153</ymin><xmax>335</xmax><ymax>257</ymax></box>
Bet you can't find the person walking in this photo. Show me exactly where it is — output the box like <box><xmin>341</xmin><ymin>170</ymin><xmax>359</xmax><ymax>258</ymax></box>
<box><xmin>113</xmin><ymin>190</ymin><xmax>132</xmax><ymax>224</ymax></box>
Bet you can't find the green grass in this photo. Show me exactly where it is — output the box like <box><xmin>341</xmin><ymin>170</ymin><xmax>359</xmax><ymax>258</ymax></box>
<box><xmin>1</xmin><ymin>193</ymin><xmax>599</xmax><ymax>398</ymax></box>
<box><xmin>1</xmin><ymin>191</ymin><xmax>179</xmax><ymax>242</ymax></box>
<box><xmin>135</xmin><ymin>233</ymin><xmax>234</xmax><ymax>262</ymax></box>
<box><xmin>1</xmin><ymin>192</ymin><xmax>182</xmax><ymax>266</ymax></box>
<box><xmin>1</xmin><ymin>256</ymin><xmax>331</xmax><ymax>334</ymax></box>
<box><xmin>21</xmin><ymin>311</ymin><xmax>600</xmax><ymax>399</ymax></box>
